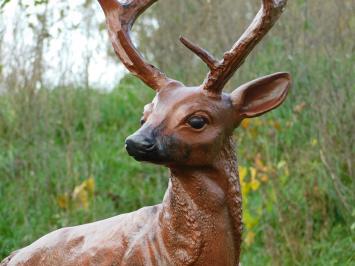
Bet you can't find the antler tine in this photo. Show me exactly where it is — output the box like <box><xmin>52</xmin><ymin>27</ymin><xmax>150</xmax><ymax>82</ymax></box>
<box><xmin>179</xmin><ymin>36</ymin><xmax>219</xmax><ymax>71</ymax></box>
<box><xmin>198</xmin><ymin>0</ymin><xmax>288</xmax><ymax>94</ymax></box>
<box><xmin>98</xmin><ymin>0</ymin><xmax>182</xmax><ymax>91</ymax></box>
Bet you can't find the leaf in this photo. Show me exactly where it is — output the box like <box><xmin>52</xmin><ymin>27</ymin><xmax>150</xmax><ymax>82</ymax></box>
<box><xmin>72</xmin><ymin>184</ymin><xmax>89</xmax><ymax>210</ymax></box>
<box><xmin>72</xmin><ymin>177</ymin><xmax>95</xmax><ymax>210</ymax></box>
<box><xmin>239</xmin><ymin>166</ymin><xmax>248</xmax><ymax>182</ymax></box>
<box><xmin>253</xmin><ymin>118</ymin><xmax>263</xmax><ymax>126</ymax></box>
<box><xmin>254</xmin><ymin>153</ymin><xmax>268</xmax><ymax>173</ymax></box>
<box><xmin>293</xmin><ymin>102</ymin><xmax>306</xmax><ymax>113</ymax></box>
<box><xmin>245</xmin><ymin>231</ymin><xmax>256</xmax><ymax>246</ymax></box>
<box><xmin>78</xmin><ymin>190</ymin><xmax>89</xmax><ymax>210</ymax></box>
<box><xmin>260</xmin><ymin>174</ymin><xmax>269</xmax><ymax>182</ymax></box>
<box><xmin>242</xmin><ymin>182</ymin><xmax>250</xmax><ymax>196</ymax></box>
<box><xmin>84</xmin><ymin>176</ymin><xmax>95</xmax><ymax>196</ymax></box>
<box><xmin>244</xmin><ymin>210</ymin><xmax>259</xmax><ymax>230</ymax></box>
<box><xmin>241</xmin><ymin>119</ymin><xmax>250</xmax><ymax>129</ymax></box>
<box><xmin>250</xmin><ymin>178</ymin><xmax>261</xmax><ymax>191</ymax></box>
<box><xmin>57</xmin><ymin>193</ymin><xmax>69</xmax><ymax>210</ymax></box>
<box><xmin>250</xmin><ymin>167</ymin><xmax>257</xmax><ymax>180</ymax></box>
<box><xmin>273</xmin><ymin>121</ymin><xmax>281</xmax><ymax>131</ymax></box>
<box><xmin>249</xmin><ymin>167</ymin><xmax>260</xmax><ymax>191</ymax></box>
<box><xmin>72</xmin><ymin>183</ymin><xmax>85</xmax><ymax>199</ymax></box>
<box><xmin>311</xmin><ymin>138</ymin><xmax>318</xmax><ymax>146</ymax></box>
<box><xmin>277</xmin><ymin>160</ymin><xmax>287</xmax><ymax>169</ymax></box>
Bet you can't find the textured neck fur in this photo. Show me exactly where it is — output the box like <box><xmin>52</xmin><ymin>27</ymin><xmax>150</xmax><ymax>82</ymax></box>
<box><xmin>159</xmin><ymin>174</ymin><xmax>203</xmax><ymax>265</ymax></box>
<box><xmin>160</xmin><ymin>137</ymin><xmax>243</xmax><ymax>265</ymax></box>
<box><xmin>217</xmin><ymin>137</ymin><xmax>243</xmax><ymax>260</ymax></box>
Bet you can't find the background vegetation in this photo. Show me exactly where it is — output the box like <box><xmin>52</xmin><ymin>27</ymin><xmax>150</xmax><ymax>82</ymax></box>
<box><xmin>0</xmin><ymin>0</ymin><xmax>354</xmax><ymax>265</ymax></box>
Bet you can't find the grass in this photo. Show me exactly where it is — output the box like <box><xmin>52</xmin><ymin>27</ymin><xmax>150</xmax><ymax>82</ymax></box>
<box><xmin>0</xmin><ymin>49</ymin><xmax>354</xmax><ymax>265</ymax></box>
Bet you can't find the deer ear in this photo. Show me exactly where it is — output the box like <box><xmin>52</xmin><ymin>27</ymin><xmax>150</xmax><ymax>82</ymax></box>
<box><xmin>231</xmin><ymin>72</ymin><xmax>291</xmax><ymax>119</ymax></box>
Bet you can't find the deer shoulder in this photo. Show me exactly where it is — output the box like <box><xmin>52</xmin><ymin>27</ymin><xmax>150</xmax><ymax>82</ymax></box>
<box><xmin>2</xmin><ymin>205</ymin><xmax>163</xmax><ymax>266</ymax></box>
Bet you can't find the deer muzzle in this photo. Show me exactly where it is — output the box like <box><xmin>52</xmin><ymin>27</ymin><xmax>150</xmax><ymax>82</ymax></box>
<box><xmin>124</xmin><ymin>125</ymin><xmax>172</xmax><ymax>163</ymax></box>
<box><xmin>125</xmin><ymin>132</ymin><xmax>156</xmax><ymax>155</ymax></box>
<box><xmin>125</xmin><ymin>124</ymin><xmax>191</xmax><ymax>165</ymax></box>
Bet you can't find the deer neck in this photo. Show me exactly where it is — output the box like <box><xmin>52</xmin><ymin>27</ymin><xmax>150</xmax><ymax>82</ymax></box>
<box><xmin>159</xmin><ymin>137</ymin><xmax>242</xmax><ymax>264</ymax></box>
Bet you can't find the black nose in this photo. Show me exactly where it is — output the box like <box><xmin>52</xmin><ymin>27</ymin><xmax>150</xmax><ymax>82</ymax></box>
<box><xmin>125</xmin><ymin>134</ymin><xmax>156</xmax><ymax>157</ymax></box>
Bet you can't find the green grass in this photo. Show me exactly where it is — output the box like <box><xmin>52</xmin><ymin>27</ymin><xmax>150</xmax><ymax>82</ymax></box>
<box><xmin>0</xmin><ymin>50</ymin><xmax>354</xmax><ymax>265</ymax></box>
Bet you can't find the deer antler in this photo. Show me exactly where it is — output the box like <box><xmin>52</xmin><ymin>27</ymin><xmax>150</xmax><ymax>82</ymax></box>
<box><xmin>180</xmin><ymin>0</ymin><xmax>288</xmax><ymax>95</ymax></box>
<box><xmin>100</xmin><ymin>0</ymin><xmax>287</xmax><ymax>93</ymax></box>
<box><xmin>98</xmin><ymin>0</ymin><xmax>182</xmax><ymax>91</ymax></box>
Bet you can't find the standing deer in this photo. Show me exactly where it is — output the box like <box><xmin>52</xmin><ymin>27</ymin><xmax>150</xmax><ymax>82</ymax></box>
<box><xmin>1</xmin><ymin>0</ymin><xmax>290</xmax><ymax>265</ymax></box>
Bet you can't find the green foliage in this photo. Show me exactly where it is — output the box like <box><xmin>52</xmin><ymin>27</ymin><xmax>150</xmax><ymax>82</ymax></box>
<box><xmin>234</xmin><ymin>45</ymin><xmax>354</xmax><ymax>265</ymax></box>
<box><xmin>0</xmin><ymin>51</ymin><xmax>353</xmax><ymax>264</ymax></box>
<box><xmin>0</xmin><ymin>76</ymin><xmax>167</xmax><ymax>258</ymax></box>
<box><xmin>0</xmin><ymin>0</ymin><xmax>354</xmax><ymax>264</ymax></box>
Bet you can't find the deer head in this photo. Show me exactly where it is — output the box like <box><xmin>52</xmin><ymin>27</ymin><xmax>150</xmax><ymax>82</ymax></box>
<box><xmin>98</xmin><ymin>0</ymin><xmax>291</xmax><ymax>168</ymax></box>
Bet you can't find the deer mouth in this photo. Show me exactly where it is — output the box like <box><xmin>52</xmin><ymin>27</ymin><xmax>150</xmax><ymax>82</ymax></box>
<box><xmin>127</xmin><ymin>148</ymin><xmax>170</xmax><ymax>164</ymax></box>
<box><xmin>126</xmin><ymin>144</ymin><xmax>155</xmax><ymax>160</ymax></box>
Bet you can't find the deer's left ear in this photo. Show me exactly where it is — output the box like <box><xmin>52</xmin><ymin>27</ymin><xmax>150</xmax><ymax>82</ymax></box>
<box><xmin>231</xmin><ymin>72</ymin><xmax>291</xmax><ymax>119</ymax></box>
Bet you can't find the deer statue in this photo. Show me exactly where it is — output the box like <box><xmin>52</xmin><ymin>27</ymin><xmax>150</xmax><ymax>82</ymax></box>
<box><xmin>1</xmin><ymin>0</ymin><xmax>290</xmax><ymax>265</ymax></box>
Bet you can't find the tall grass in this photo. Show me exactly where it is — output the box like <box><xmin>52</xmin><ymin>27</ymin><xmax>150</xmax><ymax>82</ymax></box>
<box><xmin>0</xmin><ymin>78</ymin><xmax>167</xmax><ymax>257</ymax></box>
<box><xmin>0</xmin><ymin>48</ymin><xmax>353</xmax><ymax>264</ymax></box>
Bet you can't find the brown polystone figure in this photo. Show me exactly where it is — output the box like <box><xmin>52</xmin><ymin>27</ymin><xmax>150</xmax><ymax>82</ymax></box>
<box><xmin>1</xmin><ymin>0</ymin><xmax>291</xmax><ymax>265</ymax></box>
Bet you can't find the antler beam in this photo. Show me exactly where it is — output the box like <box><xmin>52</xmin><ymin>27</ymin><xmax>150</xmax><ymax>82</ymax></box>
<box><xmin>100</xmin><ymin>0</ymin><xmax>287</xmax><ymax>94</ymax></box>
<box><xmin>204</xmin><ymin>0</ymin><xmax>287</xmax><ymax>93</ymax></box>
<box><xmin>181</xmin><ymin>0</ymin><xmax>287</xmax><ymax>94</ymax></box>
<box><xmin>98</xmin><ymin>0</ymin><xmax>182</xmax><ymax>91</ymax></box>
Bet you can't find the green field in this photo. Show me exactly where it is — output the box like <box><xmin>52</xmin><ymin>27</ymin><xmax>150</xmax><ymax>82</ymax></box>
<box><xmin>0</xmin><ymin>45</ymin><xmax>354</xmax><ymax>264</ymax></box>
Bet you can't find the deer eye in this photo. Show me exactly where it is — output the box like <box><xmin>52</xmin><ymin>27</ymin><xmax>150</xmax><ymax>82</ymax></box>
<box><xmin>187</xmin><ymin>116</ymin><xmax>207</xmax><ymax>130</ymax></box>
